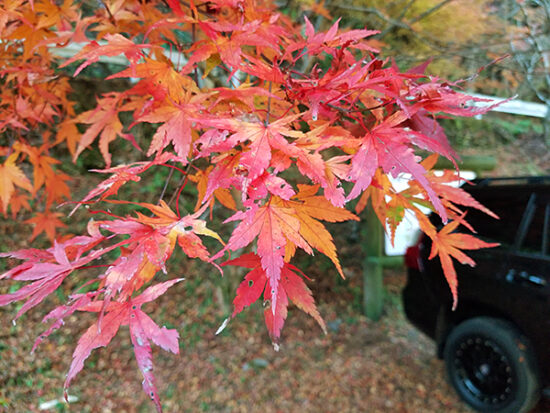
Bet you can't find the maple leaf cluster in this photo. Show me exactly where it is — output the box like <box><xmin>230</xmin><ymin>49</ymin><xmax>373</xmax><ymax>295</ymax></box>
<box><xmin>0</xmin><ymin>0</ymin><xmax>500</xmax><ymax>410</ymax></box>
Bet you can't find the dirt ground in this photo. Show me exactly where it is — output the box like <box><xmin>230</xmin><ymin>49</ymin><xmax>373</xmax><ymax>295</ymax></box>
<box><xmin>1</xmin><ymin>265</ymin><xmax>550</xmax><ymax>413</ymax></box>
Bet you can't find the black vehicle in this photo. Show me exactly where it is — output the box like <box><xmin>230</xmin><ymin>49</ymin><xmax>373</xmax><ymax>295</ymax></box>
<box><xmin>403</xmin><ymin>176</ymin><xmax>550</xmax><ymax>413</ymax></box>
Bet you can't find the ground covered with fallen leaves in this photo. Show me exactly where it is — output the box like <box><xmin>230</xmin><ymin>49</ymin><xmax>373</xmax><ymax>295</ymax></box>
<box><xmin>0</xmin><ymin>266</ymin><xmax>448</xmax><ymax>413</ymax></box>
<box><xmin>2</xmin><ymin>258</ymin><xmax>550</xmax><ymax>413</ymax></box>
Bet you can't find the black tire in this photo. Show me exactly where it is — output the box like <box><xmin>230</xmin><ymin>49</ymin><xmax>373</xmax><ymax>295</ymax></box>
<box><xmin>443</xmin><ymin>317</ymin><xmax>540</xmax><ymax>413</ymax></box>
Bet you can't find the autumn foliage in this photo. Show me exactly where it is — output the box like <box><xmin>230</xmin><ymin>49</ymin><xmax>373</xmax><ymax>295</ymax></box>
<box><xmin>0</xmin><ymin>0</ymin><xmax>500</xmax><ymax>410</ymax></box>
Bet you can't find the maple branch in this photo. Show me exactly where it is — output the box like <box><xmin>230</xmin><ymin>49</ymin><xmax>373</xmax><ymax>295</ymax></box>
<box><xmin>167</xmin><ymin>162</ymin><xmax>193</xmax><ymax>214</ymax></box>
<box><xmin>377</xmin><ymin>0</ymin><xmax>419</xmax><ymax>38</ymax></box>
<box><xmin>4</xmin><ymin>129</ymin><xmax>16</xmax><ymax>157</ymax></box>
<box><xmin>167</xmin><ymin>174</ymin><xmax>187</xmax><ymax>207</ymax></box>
<box><xmin>192</xmin><ymin>23</ymin><xmax>200</xmax><ymax>87</ymax></box>
<box><xmin>178</xmin><ymin>0</ymin><xmax>213</xmax><ymax>17</ymax></box>
<box><xmin>326</xmin><ymin>102</ymin><xmax>387</xmax><ymax>114</ymax></box>
<box><xmin>87</xmin><ymin>208</ymin><xmax>125</xmax><ymax>220</ymax></box>
<box><xmin>76</xmin><ymin>264</ymin><xmax>111</xmax><ymax>271</ymax></box>
<box><xmin>160</xmin><ymin>163</ymin><xmax>189</xmax><ymax>176</ymax></box>
<box><xmin>71</xmin><ymin>278</ymin><xmax>105</xmax><ymax>296</ymax></box>
<box><xmin>157</xmin><ymin>167</ymin><xmax>175</xmax><ymax>205</ymax></box>
<box><xmin>99</xmin><ymin>0</ymin><xmax>116</xmax><ymax>25</ymax></box>
<box><xmin>260</xmin><ymin>53</ymin><xmax>274</xmax><ymax>66</ymax></box>
<box><xmin>396</xmin><ymin>0</ymin><xmax>417</xmax><ymax>21</ymax></box>
<box><xmin>409</xmin><ymin>0</ymin><xmax>454</xmax><ymax>24</ymax></box>
<box><xmin>332</xmin><ymin>4</ymin><xmax>411</xmax><ymax>34</ymax></box>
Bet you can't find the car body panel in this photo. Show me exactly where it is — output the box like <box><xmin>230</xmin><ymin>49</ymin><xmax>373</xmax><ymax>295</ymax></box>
<box><xmin>403</xmin><ymin>177</ymin><xmax>550</xmax><ymax>386</ymax></box>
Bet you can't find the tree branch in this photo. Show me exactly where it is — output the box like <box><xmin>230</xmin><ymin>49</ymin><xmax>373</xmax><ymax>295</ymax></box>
<box><xmin>409</xmin><ymin>0</ymin><xmax>454</xmax><ymax>25</ymax></box>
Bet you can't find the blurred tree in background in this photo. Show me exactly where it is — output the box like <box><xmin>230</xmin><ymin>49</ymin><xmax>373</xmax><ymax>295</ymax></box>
<box><xmin>289</xmin><ymin>0</ymin><xmax>550</xmax><ymax>147</ymax></box>
<box><xmin>292</xmin><ymin>1</ymin><xmax>503</xmax><ymax>84</ymax></box>
<box><xmin>501</xmin><ymin>0</ymin><xmax>550</xmax><ymax>142</ymax></box>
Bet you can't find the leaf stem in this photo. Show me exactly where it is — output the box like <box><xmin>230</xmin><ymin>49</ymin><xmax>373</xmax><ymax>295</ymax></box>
<box><xmin>76</xmin><ymin>264</ymin><xmax>111</xmax><ymax>271</ymax></box>
<box><xmin>160</xmin><ymin>163</ymin><xmax>189</xmax><ymax>176</ymax></box>
<box><xmin>175</xmin><ymin>175</ymin><xmax>189</xmax><ymax>218</ymax></box>
<box><xmin>265</xmin><ymin>81</ymin><xmax>273</xmax><ymax>125</ymax></box>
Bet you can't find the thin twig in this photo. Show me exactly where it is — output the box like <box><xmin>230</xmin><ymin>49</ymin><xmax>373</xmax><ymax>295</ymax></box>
<box><xmin>192</xmin><ymin>23</ymin><xmax>200</xmax><ymax>86</ymax></box>
<box><xmin>168</xmin><ymin>174</ymin><xmax>187</xmax><ymax>206</ymax></box>
<box><xmin>175</xmin><ymin>175</ymin><xmax>190</xmax><ymax>218</ymax></box>
<box><xmin>396</xmin><ymin>0</ymin><xmax>417</xmax><ymax>21</ymax></box>
<box><xmin>332</xmin><ymin>4</ymin><xmax>411</xmax><ymax>32</ymax></box>
<box><xmin>409</xmin><ymin>0</ymin><xmax>454</xmax><ymax>24</ymax></box>
<box><xmin>167</xmin><ymin>163</ymin><xmax>193</xmax><ymax>206</ymax></box>
<box><xmin>99</xmin><ymin>0</ymin><xmax>116</xmax><ymax>25</ymax></box>
<box><xmin>179</xmin><ymin>0</ymin><xmax>213</xmax><ymax>17</ymax></box>
<box><xmin>157</xmin><ymin>167</ymin><xmax>175</xmax><ymax>205</ymax></box>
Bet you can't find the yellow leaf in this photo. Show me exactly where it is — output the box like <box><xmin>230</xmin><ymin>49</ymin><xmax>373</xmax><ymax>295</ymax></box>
<box><xmin>205</xmin><ymin>53</ymin><xmax>222</xmax><ymax>77</ymax></box>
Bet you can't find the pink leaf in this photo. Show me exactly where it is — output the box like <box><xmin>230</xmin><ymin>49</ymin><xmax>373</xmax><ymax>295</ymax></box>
<box><xmin>263</xmin><ymin>284</ymin><xmax>288</xmax><ymax>342</ymax></box>
<box><xmin>129</xmin><ymin>308</ymin><xmax>162</xmax><ymax>412</ymax></box>
<box><xmin>133</xmin><ymin>278</ymin><xmax>185</xmax><ymax>306</ymax></box>
<box><xmin>64</xmin><ymin>305</ymin><xmax>126</xmax><ymax>391</ymax></box>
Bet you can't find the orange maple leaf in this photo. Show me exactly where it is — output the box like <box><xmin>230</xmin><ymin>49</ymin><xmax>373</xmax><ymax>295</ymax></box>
<box><xmin>18</xmin><ymin>143</ymin><xmax>61</xmax><ymax>191</ymax></box>
<box><xmin>0</xmin><ymin>153</ymin><xmax>33</xmax><ymax>213</ymax></box>
<box><xmin>275</xmin><ymin>185</ymin><xmax>359</xmax><ymax>277</ymax></box>
<box><xmin>6</xmin><ymin>9</ymin><xmax>52</xmax><ymax>61</ymax></box>
<box><xmin>0</xmin><ymin>189</ymin><xmax>30</xmax><ymax>218</ymax></box>
<box><xmin>55</xmin><ymin>119</ymin><xmax>81</xmax><ymax>156</ymax></box>
<box><xmin>189</xmin><ymin>167</ymin><xmax>236</xmax><ymax>212</ymax></box>
<box><xmin>428</xmin><ymin>220</ymin><xmax>499</xmax><ymax>310</ymax></box>
<box><xmin>25</xmin><ymin>210</ymin><xmax>67</xmax><ymax>242</ymax></box>
<box><xmin>15</xmin><ymin>143</ymin><xmax>71</xmax><ymax>206</ymax></box>
<box><xmin>74</xmin><ymin>94</ymin><xmax>135</xmax><ymax>166</ymax></box>
<box><xmin>44</xmin><ymin>171</ymin><xmax>71</xmax><ymax>206</ymax></box>
<box><xmin>109</xmin><ymin>58</ymin><xmax>195</xmax><ymax>103</ymax></box>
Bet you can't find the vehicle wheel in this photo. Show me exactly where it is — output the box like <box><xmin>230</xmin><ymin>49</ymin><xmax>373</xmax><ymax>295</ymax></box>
<box><xmin>443</xmin><ymin>317</ymin><xmax>540</xmax><ymax>413</ymax></box>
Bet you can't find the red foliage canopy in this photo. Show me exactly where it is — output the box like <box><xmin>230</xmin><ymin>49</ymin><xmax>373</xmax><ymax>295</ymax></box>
<box><xmin>0</xmin><ymin>0</ymin><xmax>500</xmax><ymax>410</ymax></box>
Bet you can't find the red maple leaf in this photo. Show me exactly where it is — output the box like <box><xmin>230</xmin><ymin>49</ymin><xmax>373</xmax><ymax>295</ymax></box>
<box><xmin>138</xmin><ymin>102</ymin><xmax>204</xmax><ymax>162</ymax></box>
<box><xmin>73</xmin><ymin>93</ymin><xmax>137</xmax><ymax>166</ymax></box>
<box><xmin>212</xmin><ymin>201</ymin><xmax>311</xmax><ymax>311</ymax></box>
<box><xmin>221</xmin><ymin>253</ymin><xmax>325</xmax><ymax>343</ymax></box>
<box><xmin>60</xmin><ymin>33</ymin><xmax>155</xmax><ymax>76</ymax></box>
<box><xmin>286</xmin><ymin>16</ymin><xmax>379</xmax><ymax>58</ymax></box>
<box><xmin>64</xmin><ymin>279</ymin><xmax>182</xmax><ymax>412</ymax></box>
<box><xmin>428</xmin><ymin>220</ymin><xmax>499</xmax><ymax>310</ymax></box>
<box><xmin>347</xmin><ymin>111</ymin><xmax>448</xmax><ymax>222</ymax></box>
